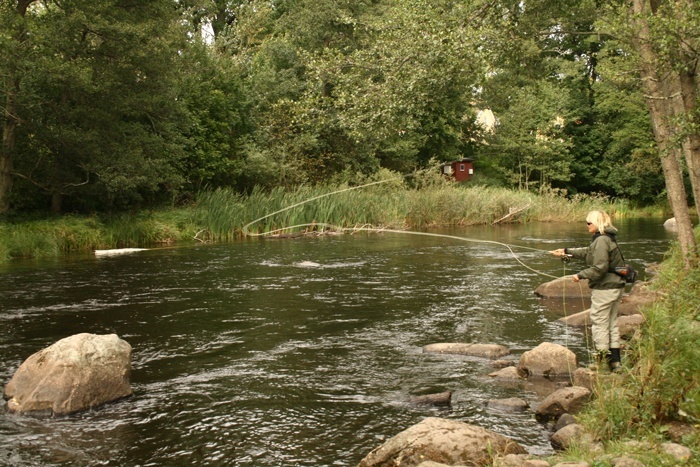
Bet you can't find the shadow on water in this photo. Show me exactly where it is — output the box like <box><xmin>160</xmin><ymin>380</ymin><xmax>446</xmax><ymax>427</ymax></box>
<box><xmin>0</xmin><ymin>218</ymin><xmax>674</xmax><ymax>466</ymax></box>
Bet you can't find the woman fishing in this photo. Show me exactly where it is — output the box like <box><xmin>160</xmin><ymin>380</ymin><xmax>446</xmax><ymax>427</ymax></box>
<box><xmin>550</xmin><ymin>210</ymin><xmax>626</xmax><ymax>372</ymax></box>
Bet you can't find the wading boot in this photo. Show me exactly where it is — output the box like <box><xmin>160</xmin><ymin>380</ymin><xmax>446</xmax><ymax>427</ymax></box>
<box><xmin>609</xmin><ymin>348</ymin><xmax>622</xmax><ymax>373</ymax></box>
<box><xmin>587</xmin><ymin>350</ymin><xmax>610</xmax><ymax>373</ymax></box>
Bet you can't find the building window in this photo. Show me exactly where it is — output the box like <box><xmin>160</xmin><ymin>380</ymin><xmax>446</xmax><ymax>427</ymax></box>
<box><xmin>459</xmin><ymin>164</ymin><xmax>465</xmax><ymax>171</ymax></box>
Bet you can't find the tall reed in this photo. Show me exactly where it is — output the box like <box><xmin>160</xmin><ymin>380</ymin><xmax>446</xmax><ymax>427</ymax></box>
<box><xmin>0</xmin><ymin>179</ymin><xmax>650</xmax><ymax>262</ymax></box>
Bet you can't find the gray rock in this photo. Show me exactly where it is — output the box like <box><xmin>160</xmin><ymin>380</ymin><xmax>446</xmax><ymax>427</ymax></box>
<box><xmin>534</xmin><ymin>276</ymin><xmax>591</xmax><ymax>298</ymax></box>
<box><xmin>535</xmin><ymin>386</ymin><xmax>591</xmax><ymax>422</ymax></box>
<box><xmin>487</xmin><ymin>397</ymin><xmax>529</xmax><ymax>413</ymax></box>
<box><xmin>4</xmin><ymin>333</ymin><xmax>132</xmax><ymax>416</ymax></box>
<box><xmin>357</xmin><ymin>417</ymin><xmax>527</xmax><ymax>467</ymax></box>
<box><xmin>554</xmin><ymin>413</ymin><xmax>577</xmax><ymax>432</ymax></box>
<box><xmin>488</xmin><ymin>366</ymin><xmax>524</xmax><ymax>380</ymax></box>
<box><xmin>552</xmin><ymin>462</ymin><xmax>589</xmax><ymax>467</ymax></box>
<box><xmin>618</xmin><ymin>315</ymin><xmax>645</xmax><ymax>338</ymax></box>
<box><xmin>517</xmin><ymin>343</ymin><xmax>578</xmax><ymax>378</ymax></box>
<box><xmin>497</xmin><ymin>453</ymin><xmax>530</xmax><ymax>466</ymax></box>
<box><xmin>523</xmin><ymin>461</ymin><xmax>551</xmax><ymax>467</ymax></box>
<box><xmin>423</xmin><ymin>343</ymin><xmax>510</xmax><ymax>358</ymax></box>
<box><xmin>551</xmin><ymin>423</ymin><xmax>586</xmax><ymax>450</ymax></box>
<box><xmin>611</xmin><ymin>456</ymin><xmax>646</xmax><ymax>467</ymax></box>
<box><xmin>410</xmin><ymin>391</ymin><xmax>452</xmax><ymax>406</ymax></box>
<box><xmin>617</xmin><ymin>285</ymin><xmax>657</xmax><ymax>316</ymax></box>
<box><xmin>573</xmin><ymin>368</ymin><xmax>596</xmax><ymax>392</ymax></box>
<box><xmin>661</xmin><ymin>442</ymin><xmax>692</xmax><ymax>462</ymax></box>
<box><xmin>492</xmin><ymin>359</ymin><xmax>516</xmax><ymax>369</ymax></box>
<box><xmin>558</xmin><ymin>309</ymin><xmax>591</xmax><ymax>327</ymax></box>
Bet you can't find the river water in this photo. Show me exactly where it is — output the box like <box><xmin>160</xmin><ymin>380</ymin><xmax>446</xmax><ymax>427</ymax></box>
<box><xmin>0</xmin><ymin>218</ymin><xmax>674</xmax><ymax>466</ymax></box>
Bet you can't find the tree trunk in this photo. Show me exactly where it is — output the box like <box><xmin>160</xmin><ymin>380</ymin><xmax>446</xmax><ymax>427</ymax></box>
<box><xmin>1</xmin><ymin>0</ymin><xmax>37</xmax><ymax>213</ymax></box>
<box><xmin>631</xmin><ymin>0</ymin><xmax>698</xmax><ymax>268</ymax></box>
<box><xmin>678</xmin><ymin>70</ymin><xmax>700</xmax><ymax>218</ymax></box>
<box><xmin>51</xmin><ymin>191</ymin><xmax>62</xmax><ymax>214</ymax></box>
<box><xmin>0</xmin><ymin>83</ymin><xmax>16</xmax><ymax>213</ymax></box>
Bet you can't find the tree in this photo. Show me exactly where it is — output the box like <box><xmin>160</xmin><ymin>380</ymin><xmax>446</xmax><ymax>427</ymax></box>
<box><xmin>7</xmin><ymin>0</ymin><xmax>191</xmax><ymax>212</ymax></box>
<box><xmin>0</xmin><ymin>0</ymin><xmax>37</xmax><ymax>213</ymax></box>
<box><xmin>482</xmin><ymin>82</ymin><xmax>574</xmax><ymax>191</ymax></box>
<box><xmin>599</xmin><ymin>0</ymin><xmax>699</xmax><ymax>267</ymax></box>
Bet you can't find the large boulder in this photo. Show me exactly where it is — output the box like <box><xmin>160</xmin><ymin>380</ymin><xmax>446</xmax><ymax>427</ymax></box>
<box><xmin>516</xmin><ymin>343</ymin><xmax>578</xmax><ymax>378</ymax></box>
<box><xmin>534</xmin><ymin>276</ymin><xmax>591</xmax><ymax>299</ymax></box>
<box><xmin>618</xmin><ymin>284</ymin><xmax>657</xmax><ymax>316</ymax></box>
<box><xmin>558</xmin><ymin>309</ymin><xmax>591</xmax><ymax>327</ymax></box>
<box><xmin>559</xmin><ymin>310</ymin><xmax>645</xmax><ymax>338</ymax></box>
<box><xmin>423</xmin><ymin>343</ymin><xmax>510</xmax><ymax>359</ymax></box>
<box><xmin>357</xmin><ymin>417</ymin><xmax>527</xmax><ymax>467</ymax></box>
<box><xmin>550</xmin><ymin>423</ymin><xmax>592</xmax><ymax>450</ymax></box>
<box><xmin>4</xmin><ymin>333</ymin><xmax>132</xmax><ymax>416</ymax></box>
<box><xmin>535</xmin><ymin>386</ymin><xmax>591</xmax><ymax>422</ymax></box>
<box><xmin>619</xmin><ymin>314</ymin><xmax>645</xmax><ymax>337</ymax></box>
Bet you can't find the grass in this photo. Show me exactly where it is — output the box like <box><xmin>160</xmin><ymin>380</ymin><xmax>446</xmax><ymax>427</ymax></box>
<box><xmin>0</xmin><ymin>174</ymin><xmax>665</xmax><ymax>262</ymax></box>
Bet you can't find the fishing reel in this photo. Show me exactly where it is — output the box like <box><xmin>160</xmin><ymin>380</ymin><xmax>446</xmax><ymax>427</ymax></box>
<box><xmin>560</xmin><ymin>254</ymin><xmax>574</xmax><ymax>263</ymax></box>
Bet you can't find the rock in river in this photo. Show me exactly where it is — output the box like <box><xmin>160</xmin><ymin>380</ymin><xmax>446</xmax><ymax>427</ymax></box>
<box><xmin>4</xmin><ymin>333</ymin><xmax>133</xmax><ymax>416</ymax></box>
<box><xmin>358</xmin><ymin>417</ymin><xmax>527</xmax><ymax>467</ymax></box>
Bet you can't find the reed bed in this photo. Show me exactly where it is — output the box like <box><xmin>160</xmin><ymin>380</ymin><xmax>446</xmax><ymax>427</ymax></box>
<box><xmin>1</xmin><ymin>180</ymin><xmax>653</xmax><ymax>262</ymax></box>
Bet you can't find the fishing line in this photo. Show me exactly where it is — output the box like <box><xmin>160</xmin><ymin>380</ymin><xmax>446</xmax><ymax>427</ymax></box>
<box><xmin>242</xmin><ymin>176</ymin><xmax>598</xmax><ymax>370</ymax></box>
<box><xmin>242</xmin><ymin>177</ymin><xmax>559</xmax><ymax>279</ymax></box>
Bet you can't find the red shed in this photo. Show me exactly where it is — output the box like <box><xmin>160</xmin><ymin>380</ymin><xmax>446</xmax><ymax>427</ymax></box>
<box><xmin>441</xmin><ymin>158</ymin><xmax>474</xmax><ymax>182</ymax></box>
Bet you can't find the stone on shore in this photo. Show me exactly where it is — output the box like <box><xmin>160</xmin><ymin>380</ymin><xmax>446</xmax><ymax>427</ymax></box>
<box><xmin>4</xmin><ymin>333</ymin><xmax>132</xmax><ymax>416</ymax></box>
<box><xmin>551</xmin><ymin>423</ymin><xmax>591</xmax><ymax>450</ymax></box>
<box><xmin>535</xmin><ymin>386</ymin><xmax>591</xmax><ymax>422</ymax></box>
<box><xmin>516</xmin><ymin>343</ymin><xmax>578</xmax><ymax>378</ymax></box>
<box><xmin>661</xmin><ymin>442</ymin><xmax>693</xmax><ymax>462</ymax></box>
<box><xmin>619</xmin><ymin>314</ymin><xmax>645</xmax><ymax>337</ymax></box>
<box><xmin>423</xmin><ymin>343</ymin><xmax>510</xmax><ymax>358</ymax></box>
<box><xmin>357</xmin><ymin>417</ymin><xmax>527</xmax><ymax>467</ymax></box>
<box><xmin>573</xmin><ymin>368</ymin><xmax>597</xmax><ymax>392</ymax></box>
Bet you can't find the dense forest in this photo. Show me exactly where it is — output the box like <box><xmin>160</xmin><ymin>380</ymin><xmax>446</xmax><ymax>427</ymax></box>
<box><xmin>2</xmin><ymin>0</ymin><xmax>699</xmax><ymax>261</ymax></box>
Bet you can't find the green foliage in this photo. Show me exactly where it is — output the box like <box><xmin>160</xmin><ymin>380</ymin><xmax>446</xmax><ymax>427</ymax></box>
<box><xmin>481</xmin><ymin>81</ymin><xmax>574</xmax><ymax>192</ymax></box>
<box><xmin>0</xmin><ymin>0</ymin><xmax>680</xmax><ymax>214</ymax></box>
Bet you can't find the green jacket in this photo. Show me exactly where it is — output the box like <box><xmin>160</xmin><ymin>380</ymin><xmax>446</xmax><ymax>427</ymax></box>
<box><xmin>566</xmin><ymin>227</ymin><xmax>626</xmax><ymax>290</ymax></box>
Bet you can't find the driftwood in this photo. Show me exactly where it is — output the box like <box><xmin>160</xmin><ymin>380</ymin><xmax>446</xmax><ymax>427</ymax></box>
<box><xmin>492</xmin><ymin>202</ymin><xmax>532</xmax><ymax>225</ymax></box>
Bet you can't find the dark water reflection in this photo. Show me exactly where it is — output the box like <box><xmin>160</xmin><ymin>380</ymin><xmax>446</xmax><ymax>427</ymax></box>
<box><xmin>0</xmin><ymin>219</ymin><xmax>673</xmax><ymax>466</ymax></box>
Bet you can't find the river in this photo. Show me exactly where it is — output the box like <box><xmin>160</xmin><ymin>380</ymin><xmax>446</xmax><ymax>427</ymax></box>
<box><xmin>0</xmin><ymin>218</ymin><xmax>674</xmax><ymax>466</ymax></box>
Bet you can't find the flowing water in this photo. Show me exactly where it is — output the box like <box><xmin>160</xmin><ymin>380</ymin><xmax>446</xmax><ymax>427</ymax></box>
<box><xmin>0</xmin><ymin>218</ymin><xmax>674</xmax><ymax>466</ymax></box>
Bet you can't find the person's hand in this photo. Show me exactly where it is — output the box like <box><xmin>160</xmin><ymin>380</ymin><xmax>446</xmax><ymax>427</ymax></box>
<box><xmin>550</xmin><ymin>249</ymin><xmax>566</xmax><ymax>257</ymax></box>
<box><xmin>572</xmin><ymin>274</ymin><xmax>580</xmax><ymax>282</ymax></box>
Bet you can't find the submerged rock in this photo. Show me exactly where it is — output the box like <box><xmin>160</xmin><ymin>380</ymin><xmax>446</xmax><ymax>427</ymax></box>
<box><xmin>4</xmin><ymin>333</ymin><xmax>132</xmax><ymax>416</ymax></box>
<box><xmin>423</xmin><ymin>343</ymin><xmax>510</xmax><ymax>358</ymax></box>
<box><xmin>357</xmin><ymin>417</ymin><xmax>527</xmax><ymax>467</ymax></box>
<box><xmin>487</xmin><ymin>397</ymin><xmax>529</xmax><ymax>413</ymax></box>
<box><xmin>409</xmin><ymin>391</ymin><xmax>453</xmax><ymax>407</ymax></box>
